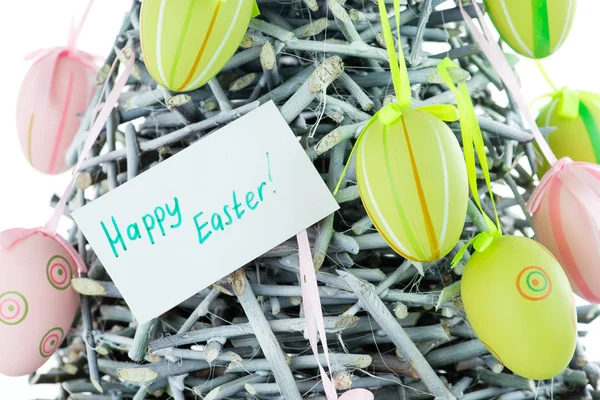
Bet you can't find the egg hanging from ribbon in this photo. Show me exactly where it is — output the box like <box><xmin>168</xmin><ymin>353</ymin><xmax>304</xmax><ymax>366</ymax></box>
<box><xmin>0</xmin><ymin>228</ymin><xmax>83</xmax><ymax>376</ymax></box>
<box><xmin>140</xmin><ymin>0</ymin><xmax>257</xmax><ymax>92</ymax></box>
<box><xmin>16</xmin><ymin>52</ymin><xmax>96</xmax><ymax>174</ymax></box>
<box><xmin>536</xmin><ymin>90</ymin><xmax>600</xmax><ymax>177</ymax></box>
<box><xmin>528</xmin><ymin>158</ymin><xmax>600</xmax><ymax>304</ymax></box>
<box><xmin>355</xmin><ymin>106</ymin><xmax>468</xmax><ymax>262</ymax></box>
<box><xmin>461</xmin><ymin>235</ymin><xmax>577</xmax><ymax>380</ymax></box>
<box><xmin>484</xmin><ymin>0</ymin><xmax>576</xmax><ymax>59</ymax></box>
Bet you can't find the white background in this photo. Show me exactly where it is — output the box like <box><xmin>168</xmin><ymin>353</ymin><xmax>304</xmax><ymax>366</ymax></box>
<box><xmin>0</xmin><ymin>0</ymin><xmax>599</xmax><ymax>398</ymax></box>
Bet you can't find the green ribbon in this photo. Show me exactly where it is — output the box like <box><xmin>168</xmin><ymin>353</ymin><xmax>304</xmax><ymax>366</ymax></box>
<box><xmin>532</xmin><ymin>0</ymin><xmax>551</xmax><ymax>58</ymax></box>
<box><xmin>557</xmin><ymin>87</ymin><xmax>580</xmax><ymax>119</ymax></box>
<box><xmin>437</xmin><ymin>58</ymin><xmax>502</xmax><ymax>266</ymax></box>
<box><xmin>377</xmin><ymin>0</ymin><xmax>411</xmax><ymax>108</ymax></box>
<box><xmin>252</xmin><ymin>0</ymin><xmax>260</xmax><ymax>18</ymax></box>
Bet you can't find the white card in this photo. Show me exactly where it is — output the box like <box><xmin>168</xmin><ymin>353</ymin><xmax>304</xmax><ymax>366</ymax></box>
<box><xmin>72</xmin><ymin>101</ymin><xmax>339</xmax><ymax>324</ymax></box>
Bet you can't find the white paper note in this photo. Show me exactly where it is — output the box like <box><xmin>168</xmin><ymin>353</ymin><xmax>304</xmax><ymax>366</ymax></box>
<box><xmin>72</xmin><ymin>101</ymin><xmax>339</xmax><ymax>324</ymax></box>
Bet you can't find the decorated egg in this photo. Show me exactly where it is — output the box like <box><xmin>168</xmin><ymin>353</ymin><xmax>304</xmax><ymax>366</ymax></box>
<box><xmin>0</xmin><ymin>229</ymin><xmax>81</xmax><ymax>376</ymax></box>
<box><xmin>16</xmin><ymin>52</ymin><xmax>96</xmax><ymax>174</ymax></box>
<box><xmin>140</xmin><ymin>0</ymin><xmax>255</xmax><ymax>92</ymax></box>
<box><xmin>356</xmin><ymin>106</ymin><xmax>468</xmax><ymax>262</ymax></box>
<box><xmin>528</xmin><ymin>158</ymin><xmax>600</xmax><ymax>303</ymax></box>
<box><xmin>536</xmin><ymin>90</ymin><xmax>600</xmax><ymax>177</ymax></box>
<box><xmin>462</xmin><ymin>235</ymin><xmax>577</xmax><ymax>379</ymax></box>
<box><xmin>484</xmin><ymin>0</ymin><xmax>576</xmax><ymax>59</ymax></box>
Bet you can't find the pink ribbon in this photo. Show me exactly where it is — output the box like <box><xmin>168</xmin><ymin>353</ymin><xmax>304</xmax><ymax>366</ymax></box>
<box><xmin>45</xmin><ymin>50</ymin><xmax>135</xmax><ymax>234</ymax></box>
<box><xmin>0</xmin><ymin>227</ymin><xmax>88</xmax><ymax>275</ymax></box>
<box><xmin>458</xmin><ymin>0</ymin><xmax>557</xmax><ymax>166</ymax></box>
<box><xmin>296</xmin><ymin>230</ymin><xmax>373</xmax><ymax>400</ymax></box>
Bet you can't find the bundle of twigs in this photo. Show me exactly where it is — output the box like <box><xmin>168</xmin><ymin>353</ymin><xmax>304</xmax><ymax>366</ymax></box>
<box><xmin>29</xmin><ymin>0</ymin><xmax>600</xmax><ymax>399</ymax></box>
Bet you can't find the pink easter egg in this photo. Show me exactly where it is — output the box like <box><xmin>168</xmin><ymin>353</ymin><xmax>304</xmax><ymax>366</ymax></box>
<box><xmin>528</xmin><ymin>157</ymin><xmax>600</xmax><ymax>304</ymax></box>
<box><xmin>16</xmin><ymin>52</ymin><xmax>96</xmax><ymax>174</ymax></box>
<box><xmin>0</xmin><ymin>229</ymin><xmax>80</xmax><ymax>376</ymax></box>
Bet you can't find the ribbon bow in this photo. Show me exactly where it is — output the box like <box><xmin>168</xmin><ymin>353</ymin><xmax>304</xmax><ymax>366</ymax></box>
<box><xmin>532</xmin><ymin>60</ymin><xmax>581</xmax><ymax>120</ymax></box>
<box><xmin>436</xmin><ymin>58</ymin><xmax>502</xmax><ymax>265</ymax></box>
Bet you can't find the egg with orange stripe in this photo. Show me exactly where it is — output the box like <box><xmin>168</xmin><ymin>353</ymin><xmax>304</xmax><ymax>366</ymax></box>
<box><xmin>355</xmin><ymin>105</ymin><xmax>468</xmax><ymax>262</ymax></box>
<box><xmin>461</xmin><ymin>235</ymin><xmax>577</xmax><ymax>379</ymax></box>
<box><xmin>535</xmin><ymin>90</ymin><xmax>600</xmax><ymax>178</ymax></box>
<box><xmin>16</xmin><ymin>53</ymin><xmax>96</xmax><ymax>174</ymax></box>
<box><xmin>484</xmin><ymin>0</ymin><xmax>576</xmax><ymax>59</ymax></box>
<box><xmin>527</xmin><ymin>158</ymin><xmax>600</xmax><ymax>304</ymax></box>
<box><xmin>140</xmin><ymin>0</ymin><xmax>257</xmax><ymax>92</ymax></box>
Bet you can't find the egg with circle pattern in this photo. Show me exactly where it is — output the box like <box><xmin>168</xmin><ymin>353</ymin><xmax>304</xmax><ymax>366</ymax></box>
<box><xmin>484</xmin><ymin>0</ymin><xmax>576</xmax><ymax>59</ymax></box>
<box><xmin>356</xmin><ymin>107</ymin><xmax>468</xmax><ymax>262</ymax></box>
<box><xmin>140</xmin><ymin>0</ymin><xmax>256</xmax><ymax>92</ymax></box>
<box><xmin>461</xmin><ymin>235</ymin><xmax>577</xmax><ymax>380</ymax></box>
<box><xmin>0</xmin><ymin>229</ymin><xmax>80</xmax><ymax>376</ymax></box>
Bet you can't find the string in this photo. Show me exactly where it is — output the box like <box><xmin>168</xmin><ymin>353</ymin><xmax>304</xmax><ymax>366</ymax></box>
<box><xmin>534</xmin><ymin>60</ymin><xmax>558</xmax><ymax>93</ymax></box>
<box><xmin>67</xmin><ymin>0</ymin><xmax>95</xmax><ymax>51</ymax></box>
<box><xmin>45</xmin><ymin>50</ymin><xmax>135</xmax><ymax>234</ymax></box>
<box><xmin>458</xmin><ymin>0</ymin><xmax>557</xmax><ymax>166</ymax></box>
<box><xmin>436</xmin><ymin>57</ymin><xmax>502</xmax><ymax>265</ymax></box>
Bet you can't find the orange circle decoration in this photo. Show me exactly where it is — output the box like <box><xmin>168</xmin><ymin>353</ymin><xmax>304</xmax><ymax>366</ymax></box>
<box><xmin>516</xmin><ymin>266</ymin><xmax>552</xmax><ymax>301</ymax></box>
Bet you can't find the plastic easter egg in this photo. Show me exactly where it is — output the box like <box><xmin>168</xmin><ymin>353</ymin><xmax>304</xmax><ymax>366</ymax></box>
<box><xmin>0</xmin><ymin>229</ymin><xmax>80</xmax><ymax>376</ymax></box>
<box><xmin>140</xmin><ymin>0</ymin><xmax>255</xmax><ymax>92</ymax></box>
<box><xmin>484</xmin><ymin>0</ymin><xmax>576</xmax><ymax>59</ymax></box>
<box><xmin>16</xmin><ymin>53</ymin><xmax>96</xmax><ymax>174</ymax></box>
<box><xmin>528</xmin><ymin>158</ymin><xmax>600</xmax><ymax>303</ymax></box>
<box><xmin>462</xmin><ymin>235</ymin><xmax>577</xmax><ymax>380</ymax></box>
<box><xmin>356</xmin><ymin>107</ymin><xmax>468</xmax><ymax>262</ymax></box>
<box><xmin>536</xmin><ymin>90</ymin><xmax>600</xmax><ymax>177</ymax></box>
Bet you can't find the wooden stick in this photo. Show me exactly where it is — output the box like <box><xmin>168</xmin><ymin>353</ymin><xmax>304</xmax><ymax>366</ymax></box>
<box><xmin>71</xmin><ymin>278</ymin><xmax>122</xmax><ymax>298</ymax></box>
<box><xmin>128</xmin><ymin>319</ymin><xmax>155</xmax><ymax>362</ymax></box>
<box><xmin>426</xmin><ymin>340</ymin><xmax>489</xmax><ymax>368</ymax></box>
<box><xmin>339</xmin><ymin>271</ymin><xmax>455</xmax><ymax>399</ymax></box>
<box><xmin>232</xmin><ymin>269</ymin><xmax>301</xmax><ymax>400</ymax></box>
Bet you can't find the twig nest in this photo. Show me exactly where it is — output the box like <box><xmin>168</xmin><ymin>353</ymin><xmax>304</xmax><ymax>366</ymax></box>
<box><xmin>0</xmin><ymin>229</ymin><xmax>81</xmax><ymax>376</ymax></box>
<box><xmin>461</xmin><ymin>235</ymin><xmax>577</xmax><ymax>380</ymax></box>
<box><xmin>536</xmin><ymin>89</ymin><xmax>600</xmax><ymax>177</ymax></box>
<box><xmin>528</xmin><ymin>157</ymin><xmax>600</xmax><ymax>303</ymax></box>
<box><xmin>484</xmin><ymin>0</ymin><xmax>575</xmax><ymax>59</ymax></box>
<box><xmin>140</xmin><ymin>0</ymin><xmax>256</xmax><ymax>92</ymax></box>
<box><xmin>16</xmin><ymin>53</ymin><xmax>96</xmax><ymax>174</ymax></box>
<box><xmin>355</xmin><ymin>105</ymin><xmax>468</xmax><ymax>262</ymax></box>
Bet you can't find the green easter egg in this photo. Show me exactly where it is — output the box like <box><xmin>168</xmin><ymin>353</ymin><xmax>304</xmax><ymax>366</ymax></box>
<box><xmin>356</xmin><ymin>108</ymin><xmax>468</xmax><ymax>262</ymax></box>
<box><xmin>140</xmin><ymin>0</ymin><xmax>255</xmax><ymax>92</ymax></box>
<box><xmin>536</xmin><ymin>91</ymin><xmax>600</xmax><ymax>177</ymax></box>
<box><xmin>484</xmin><ymin>0</ymin><xmax>576</xmax><ymax>59</ymax></box>
<box><xmin>462</xmin><ymin>235</ymin><xmax>576</xmax><ymax>380</ymax></box>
